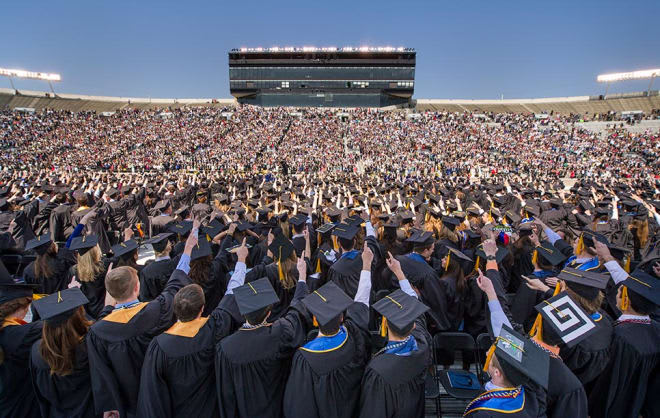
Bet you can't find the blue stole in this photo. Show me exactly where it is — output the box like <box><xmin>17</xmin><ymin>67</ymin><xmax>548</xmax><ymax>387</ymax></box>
<box><xmin>574</xmin><ymin>256</ymin><xmax>599</xmax><ymax>271</ymax></box>
<box><xmin>301</xmin><ymin>326</ymin><xmax>348</xmax><ymax>353</ymax></box>
<box><xmin>464</xmin><ymin>386</ymin><xmax>525</xmax><ymax>416</ymax></box>
<box><xmin>383</xmin><ymin>335</ymin><xmax>418</xmax><ymax>356</ymax></box>
<box><xmin>532</xmin><ymin>270</ymin><xmax>554</xmax><ymax>279</ymax></box>
<box><xmin>407</xmin><ymin>252</ymin><xmax>426</xmax><ymax>265</ymax></box>
<box><xmin>340</xmin><ymin>250</ymin><xmax>359</xmax><ymax>260</ymax></box>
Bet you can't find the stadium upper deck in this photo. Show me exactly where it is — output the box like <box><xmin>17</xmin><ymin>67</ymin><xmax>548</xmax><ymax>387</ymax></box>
<box><xmin>0</xmin><ymin>87</ymin><xmax>658</xmax><ymax>116</ymax></box>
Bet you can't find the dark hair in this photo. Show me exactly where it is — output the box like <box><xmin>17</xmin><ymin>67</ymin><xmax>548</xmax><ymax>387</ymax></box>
<box><xmin>339</xmin><ymin>237</ymin><xmax>354</xmax><ymax>251</ymax></box>
<box><xmin>443</xmin><ymin>256</ymin><xmax>467</xmax><ymax>293</ymax></box>
<box><xmin>319</xmin><ymin>314</ymin><xmax>342</xmax><ymax>336</ymax></box>
<box><xmin>40</xmin><ymin>306</ymin><xmax>92</xmax><ymax>376</ymax></box>
<box><xmin>116</xmin><ymin>249</ymin><xmax>139</xmax><ymax>270</ymax></box>
<box><xmin>0</xmin><ymin>297</ymin><xmax>32</xmax><ymax>325</ymax></box>
<box><xmin>189</xmin><ymin>255</ymin><xmax>212</xmax><ymax>285</ymax></box>
<box><xmin>34</xmin><ymin>244</ymin><xmax>56</xmax><ymax>279</ymax></box>
<box><xmin>413</xmin><ymin>243</ymin><xmax>434</xmax><ymax>254</ymax></box>
<box><xmin>387</xmin><ymin>319</ymin><xmax>414</xmax><ymax>338</ymax></box>
<box><xmin>174</xmin><ymin>284</ymin><xmax>205</xmax><ymax>322</ymax></box>
<box><xmin>245</xmin><ymin>305</ymin><xmax>272</xmax><ymax>326</ymax></box>
<box><xmin>628</xmin><ymin>288</ymin><xmax>656</xmax><ymax>315</ymax></box>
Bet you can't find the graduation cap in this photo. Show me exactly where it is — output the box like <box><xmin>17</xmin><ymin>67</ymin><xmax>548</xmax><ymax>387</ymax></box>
<box><xmin>190</xmin><ymin>237</ymin><xmax>213</xmax><ymax>261</ymax></box>
<box><xmin>201</xmin><ymin>219</ymin><xmax>223</xmax><ymax>238</ymax></box>
<box><xmin>399</xmin><ymin>211</ymin><xmax>415</xmax><ymax>223</ymax></box>
<box><xmin>332</xmin><ymin>223</ymin><xmax>359</xmax><ymax>240</ymax></box>
<box><xmin>533</xmin><ymin>242</ymin><xmax>568</xmax><ymax>268</ymax></box>
<box><xmin>316</xmin><ymin>223</ymin><xmax>336</xmax><ymax>235</ymax></box>
<box><xmin>236</xmin><ymin>221</ymin><xmax>253</xmax><ymax>232</ymax></box>
<box><xmin>69</xmin><ymin>235</ymin><xmax>99</xmax><ymax>256</ymax></box>
<box><xmin>25</xmin><ymin>234</ymin><xmax>53</xmax><ymax>255</ymax></box>
<box><xmin>269</xmin><ymin>233</ymin><xmax>295</xmax><ymax>263</ymax></box>
<box><xmin>145</xmin><ymin>233</ymin><xmax>173</xmax><ymax>253</ymax></box>
<box><xmin>466</xmin><ymin>206</ymin><xmax>482</xmax><ymax>217</ymax></box>
<box><xmin>325</xmin><ymin>207</ymin><xmax>343</xmax><ymax>221</ymax></box>
<box><xmin>0</xmin><ymin>265</ymin><xmax>37</xmax><ymax>305</ymax></box>
<box><xmin>32</xmin><ymin>287</ymin><xmax>89</xmax><ymax>325</ymax></box>
<box><xmin>622</xmin><ymin>270</ymin><xmax>660</xmax><ymax>306</ymax></box>
<box><xmin>557</xmin><ymin>268</ymin><xmax>609</xmax><ymax>299</ymax></box>
<box><xmin>289</xmin><ymin>214</ymin><xmax>308</xmax><ymax>227</ymax></box>
<box><xmin>474</xmin><ymin>244</ymin><xmax>509</xmax><ymax>265</ymax></box>
<box><xmin>442</xmin><ymin>216</ymin><xmax>461</xmax><ymax>231</ymax></box>
<box><xmin>72</xmin><ymin>190</ymin><xmax>87</xmax><ymax>201</ymax></box>
<box><xmin>233</xmin><ymin>278</ymin><xmax>280</xmax><ymax>316</ymax></box>
<box><xmin>594</xmin><ymin>207</ymin><xmax>609</xmax><ymax>217</ymax></box>
<box><xmin>169</xmin><ymin>221</ymin><xmax>193</xmax><ymax>236</ymax></box>
<box><xmin>154</xmin><ymin>200</ymin><xmax>171</xmax><ymax>212</ymax></box>
<box><xmin>111</xmin><ymin>239</ymin><xmax>139</xmax><ymax>258</ymax></box>
<box><xmin>405</xmin><ymin>230</ymin><xmax>435</xmax><ymax>247</ymax></box>
<box><xmin>534</xmin><ymin>292</ymin><xmax>597</xmax><ymax>347</ymax></box>
<box><xmin>523</xmin><ymin>205</ymin><xmax>540</xmax><ymax>218</ymax></box>
<box><xmin>302</xmin><ymin>282</ymin><xmax>353</xmax><ymax>327</ymax></box>
<box><xmin>460</xmin><ymin>229</ymin><xmax>481</xmax><ymax>246</ymax></box>
<box><xmin>372</xmin><ymin>289</ymin><xmax>430</xmax><ymax>335</ymax></box>
<box><xmin>255</xmin><ymin>207</ymin><xmax>272</xmax><ymax>220</ymax></box>
<box><xmin>504</xmin><ymin>210</ymin><xmax>521</xmax><ymax>225</ymax></box>
<box><xmin>106</xmin><ymin>188</ymin><xmax>119</xmax><ymax>198</ymax></box>
<box><xmin>484</xmin><ymin>325</ymin><xmax>549</xmax><ymax>390</ymax></box>
<box><xmin>518</xmin><ymin>222</ymin><xmax>535</xmax><ymax>237</ymax></box>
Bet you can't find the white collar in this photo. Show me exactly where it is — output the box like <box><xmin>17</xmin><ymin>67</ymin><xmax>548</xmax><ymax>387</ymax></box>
<box><xmin>154</xmin><ymin>255</ymin><xmax>171</xmax><ymax>262</ymax></box>
<box><xmin>618</xmin><ymin>313</ymin><xmax>650</xmax><ymax>322</ymax></box>
<box><xmin>292</xmin><ymin>233</ymin><xmax>305</xmax><ymax>239</ymax></box>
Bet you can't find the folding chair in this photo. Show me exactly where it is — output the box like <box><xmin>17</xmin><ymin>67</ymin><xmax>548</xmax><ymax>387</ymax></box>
<box><xmin>433</xmin><ymin>332</ymin><xmax>483</xmax><ymax>415</ymax></box>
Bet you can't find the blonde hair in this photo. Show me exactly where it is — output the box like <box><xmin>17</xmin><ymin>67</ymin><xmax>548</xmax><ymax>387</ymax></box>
<box><xmin>76</xmin><ymin>245</ymin><xmax>104</xmax><ymax>283</ymax></box>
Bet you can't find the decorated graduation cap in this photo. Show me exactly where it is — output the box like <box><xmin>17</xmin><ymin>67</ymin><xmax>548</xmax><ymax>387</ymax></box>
<box><xmin>557</xmin><ymin>268</ymin><xmax>609</xmax><ymax>300</ymax></box>
<box><xmin>169</xmin><ymin>221</ymin><xmax>193</xmax><ymax>236</ymax></box>
<box><xmin>145</xmin><ymin>233</ymin><xmax>173</xmax><ymax>253</ymax></box>
<box><xmin>372</xmin><ymin>289</ymin><xmax>430</xmax><ymax>337</ymax></box>
<box><xmin>69</xmin><ymin>235</ymin><xmax>99</xmax><ymax>256</ymax></box>
<box><xmin>25</xmin><ymin>233</ymin><xmax>53</xmax><ymax>255</ymax></box>
<box><xmin>483</xmin><ymin>325</ymin><xmax>549</xmax><ymax>390</ymax></box>
<box><xmin>190</xmin><ymin>237</ymin><xmax>213</xmax><ymax>261</ymax></box>
<box><xmin>532</xmin><ymin>242</ymin><xmax>568</xmax><ymax>268</ymax></box>
<box><xmin>533</xmin><ymin>291</ymin><xmax>597</xmax><ymax>347</ymax></box>
<box><xmin>111</xmin><ymin>239</ymin><xmax>139</xmax><ymax>258</ymax></box>
<box><xmin>233</xmin><ymin>278</ymin><xmax>280</xmax><ymax>316</ymax></box>
<box><xmin>621</xmin><ymin>269</ymin><xmax>660</xmax><ymax>307</ymax></box>
<box><xmin>332</xmin><ymin>223</ymin><xmax>359</xmax><ymax>240</ymax></box>
<box><xmin>302</xmin><ymin>282</ymin><xmax>353</xmax><ymax>327</ymax></box>
<box><xmin>405</xmin><ymin>230</ymin><xmax>435</xmax><ymax>247</ymax></box>
<box><xmin>32</xmin><ymin>287</ymin><xmax>89</xmax><ymax>325</ymax></box>
<box><xmin>316</xmin><ymin>222</ymin><xmax>336</xmax><ymax>235</ymax></box>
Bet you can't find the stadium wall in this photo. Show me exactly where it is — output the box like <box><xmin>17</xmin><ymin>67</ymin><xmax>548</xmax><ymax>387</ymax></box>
<box><xmin>0</xmin><ymin>87</ymin><xmax>658</xmax><ymax>115</ymax></box>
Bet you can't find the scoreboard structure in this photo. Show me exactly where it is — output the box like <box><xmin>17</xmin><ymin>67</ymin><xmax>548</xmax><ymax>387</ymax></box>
<box><xmin>228</xmin><ymin>47</ymin><xmax>415</xmax><ymax>107</ymax></box>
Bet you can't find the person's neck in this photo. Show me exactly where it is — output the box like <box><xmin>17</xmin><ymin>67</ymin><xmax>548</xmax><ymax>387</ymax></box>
<box><xmin>621</xmin><ymin>307</ymin><xmax>645</xmax><ymax>317</ymax></box>
<box><xmin>388</xmin><ymin>332</ymin><xmax>408</xmax><ymax>342</ymax></box>
<box><xmin>115</xmin><ymin>296</ymin><xmax>139</xmax><ymax>306</ymax></box>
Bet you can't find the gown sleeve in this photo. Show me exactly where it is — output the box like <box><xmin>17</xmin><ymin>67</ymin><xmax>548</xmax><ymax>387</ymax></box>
<box><xmin>136</xmin><ymin>340</ymin><xmax>173</xmax><ymax>418</ymax></box>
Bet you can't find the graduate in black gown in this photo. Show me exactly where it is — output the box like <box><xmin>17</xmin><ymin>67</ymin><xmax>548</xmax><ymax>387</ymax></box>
<box><xmin>138</xmin><ymin>233</ymin><xmax>179</xmax><ymax>301</ymax></box>
<box><xmin>67</xmin><ymin>234</ymin><xmax>113</xmax><ymax>319</ymax></box>
<box><xmin>283</xmin><ymin>244</ymin><xmax>373</xmax><ymax>418</ymax></box>
<box><xmin>86</xmin><ymin>221</ymin><xmax>198</xmax><ymax>418</ymax></box>
<box><xmin>589</xmin><ymin>270</ymin><xmax>660</xmax><ymax>418</ymax></box>
<box><xmin>137</xmin><ymin>252</ymin><xmax>244</xmax><ymax>418</ymax></box>
<box><xmin>29</xmin><ymin>288</ymin><xmax>95</xmax><ymax>418</ymax></box>
<box><xmin>23</xmin><ymin>232</ymin><xmax>78</xmax><ymax>295</ymax></box>
<box><xmin>310</xmin><ymin>222</ymin><xmax>338</xmax><ymax>287</ymax></box>
<box><xmin>359</xmin><ymin>254</ymin><xmax>432</xmax><ymax>418</ymax></box>
<box><xmin>215</xmin><ymin>260</ymin><xmax>311</xmax><ymax>418</ymax></box>
<box><xmin>0</xmin><ymin>265</ymin><xmax>41</xmax><ymax>418</ymax></box>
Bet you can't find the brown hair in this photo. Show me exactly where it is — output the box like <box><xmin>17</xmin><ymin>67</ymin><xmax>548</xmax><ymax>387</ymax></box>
<box><xmin>174</xmin><ymin>284</ymin><xmax>205</xmax><ymax>322</ymax></box>
<box><xmin>34</xmin><ymin>244</ymin><xmax>56</xmax><ymax>279</ymax></box>
<box><xmin>105</xmin><ymin>266</ymin><xmax>137</xmax><ymax>300</ymax></box>
<box><xmin>0</xmin><ymin>297</ymin><xmax>33</xmax><ymax>365</ymax></box>
<box><xmin>189</xmin><ymin>255</ymin><xmax>212</xmax><ymax>286</ymax></box>
<box><xmin>565</xmin><ymin>286</ymin><xmax>604</xmax><ymax>315</ymax></box>
<box><xmin>631</xmin><ymin>218</ymin><xmax>649</xmax><ymax>249</ymax></box>
<box><xmin>40</xmin><ymin>306</ymin><xmax>92</xmax><ymax>376</ymax></box>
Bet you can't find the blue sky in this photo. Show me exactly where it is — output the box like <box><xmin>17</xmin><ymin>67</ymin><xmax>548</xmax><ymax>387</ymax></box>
<box><xmin>2</xmin><ymin>0</ymin><xmax>659</xmax><ymax>99</ymax></box>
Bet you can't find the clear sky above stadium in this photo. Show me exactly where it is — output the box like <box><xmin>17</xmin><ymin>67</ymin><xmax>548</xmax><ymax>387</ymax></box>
<box><xmin>3</xmin><ymin>0</ymin><xmax>659</xmax><ymax>100</ymax></box>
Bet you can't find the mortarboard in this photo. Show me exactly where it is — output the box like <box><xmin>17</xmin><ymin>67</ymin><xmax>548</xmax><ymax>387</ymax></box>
<box><xmin>111</xmin><ymin>239</ymin><xmax>139</xmax><ymax>258</ymax></box>
<box><xmin>316</xmin><ymin>223</ymin><xmax>336</xmax><ymax>235</ymax></box>
<box><xmin>145</xmin><ymin>233</ymin><xmax>173</xmax><ymax>253</ymax></box>
<box><xmin>504</xmin><ymin>210</ymin><xmax>521</xmax><ymax>225</ymax></box>
<box><xmin>174</xmin><ymin>205</ymin><xmax>190</xmax><ymax>217</ymax></box>
<box><xmin>233</xmin><ymin>278</ymin><xmax>280</xmax><ymax>316</ymax></box>
<box><xmin>405</xmin><ymin>230</ymin><xmax>435</xmax><ymax>247</ymax></box>
<box><xmin>302</xmin><ymin>282</ymin><xmax>353</xmax><ymax>327</ymax></box>
<box><xmin>485</xmin><ymin>325</ymin><xmax>549</xmax><ymax>390</ymax></box>
<box><xmin>106</xmin><ymin>188</ymin><xmax>119</xmax><ymax>198</ymax></box>
<box><xmin>32</xmin><ymin>287</ymin><xmax>89</xmax><ymax>325</ymax></box>
<box><xmin>154</xmin><ymin>200</ymin><xmax>171</xmax><ymax>212</ymax></box>
<box><xmin>169</xmin><ymin>221</ymin><xmax>193</xmax><ymax>236</ymax></box>
<box><xmin>332</xmin><ymin>224</ymin><xmax>359</xmax><ymax>240</ymax></box>
<box><xmin>69</xmin><ymin>235</ymin><xmax>99</xmax><ymax>256</ymax></box>
<box><xmin>534</xmin><ymin>292</ymin><xmax>597</xmax><ymax>347</ymax></box>
<box><xmin>269</xmin><ymin>233</ymin><xmax>295</xmax><ymax>262</ymax></box>
<box><xmin>0</xmin><ymin>260</ymin><xmax>37</xmax><ymax>304</ymax></box>
<box><xmin>623</xmin><ymin>270</ymin><xmax>660</xmax><ymax>306</ymax></box>
<box><xmin>372</xmin><ymin>289</ymin><xmax>430</xmax><ymax>333</ymax></box>
<box><xmin>442</xmin><ymin>216</ymin><xmax>461</xmax><ymax>231</ymax></box>
<box><xmin>474</xmin><ymin>244</ymin><xmax>509</xmax><ymax>265</ymax></box>
<box><xmin>236</xmin><ymin>221</ymin><xmax>254</xmax><ymax>232</ymax></box>
<box><xmin>523</xmin><ymin>205</ymin><xmax>540</xmax><ymax>218</ymax></box>
<box><xmin>190</xmin><ymin>237</ymin><xmax>213</xmax><ymax>261</ymax></box>
<box><xmin>201</xmin><ymin>219</ymin><xmax>223</xmax><ymax>238</ymax></box>
<box><xmin>557</xmin><ymin>268</ymin><xmax>609</xmax><ymax>299</ymax></box>
<box><xmin>289</xmin><ymin>214</ymin><xmax>308</xmax><ymax>227</ymax></box>
<box><xmin>25</xmin><ymin>234</ymin><xmax>53</xmax><ymax>255</ymax></box>
<box><xmin>533</xmin><ymin>242</ymin><xmax>568</xmax><ymax>268</ymax></box>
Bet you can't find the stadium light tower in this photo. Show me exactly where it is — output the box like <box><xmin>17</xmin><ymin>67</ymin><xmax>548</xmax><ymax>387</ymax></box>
<box><xmin>0</xmin><ymin>67</ymin><xmax>62</xmax><ymax>95</ymax></box>
<box><xmin>596</xmin><ymin>68</ymin><xmax>660</xmax><ymax>97</ymax></box>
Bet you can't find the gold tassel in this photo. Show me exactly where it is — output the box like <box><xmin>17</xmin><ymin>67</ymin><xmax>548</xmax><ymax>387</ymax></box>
<box><xmin>380</xmin><ymin>316</ymin><xmax>388</xmax><ymax>337</ymax></box>
<box><xmin>312</xmin><ymin>316</ymin><xmax>319</xmax><ymax>327</ymax></box>
<box><xmin>621</xmin><ymin>286</ymin><xmax>629</xmax><ymax>311</ymax></box>
<box><xmin>529</xmin><ymin>313</ymin><xmax>543</xmax><ymax>339</ymax></box>
<box><xmin>278</xmin><ymin>247</ymin><xmax>284</xmax><ymax>282</ymax></box>
<box><xmin>576</xmin><ymin>235</ymin><xmax>585</xmax><ymax>256</ymax></box>
<box><xmin>483</xmin><ymin>343</ymin><xmax>496</xmax><ymax>372</ymax></box>
<box><xmin>316</xmin><ymin>257</ymin><xmax>321</xmax><ymax>273</ymax></box>
<box><xmin>332</xmin><ymin>235</ymin><xmax>339</xmax><ymax>252</ymax></box>
<box><xmin>502</xmin><ymin>218</ymin><xmax>508</xmax><ymax>226</ymax></box>
<box><xmin>317</xmin><ymin>232</ymin><xmax>321</xmax><ymax>245</ymax></box>
<box><xmin>552</xmin><ymin>281</ymin><xmax>561</xmax><ymax>296</ymax></box>
<box><xmin>624</xmin><ymin>256</ymin><xmax>631</xmax><ymax>273</ymax></box>
<box><xmin>488</xmin><ymin>207</ymin><xmax>494</xmax><ymax>223</ymax></box>
<box><xmin>531</xmin><ymin>250</ymin><xmax>538</xmax><ymax>266</ymax></box>
<box><xmin>425</xmin><ymin>211</ymin><xmax>430</xmax><ymax>223</ymax></box>
<box><xmin>473</xmin><ymin>255</ymin><xmax>480</xmax><ymax>272</ymax></box>
<box><xmin>444</xmin><ymin>252</ymin><xmax>451</xmax><ymax>271</ymax></box>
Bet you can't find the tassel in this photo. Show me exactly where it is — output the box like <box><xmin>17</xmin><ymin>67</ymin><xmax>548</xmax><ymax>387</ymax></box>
<box><xmin>531</xmin><ymin>250</ymin><xmax>538</xmax><ymax>266</ymax></box>
<box><xmin>315</xmin><ymin>257</ymin><xmax>321</xmax><ymax>273</ymax></box>
<box><xmin>552</xmin><ymin>281</ymin><xmax>561</xmax><ymax>296</ymax></box>
<box><xmin>621</xmin><ymin>286</ymin><xmax>629</xmax><ymax>311</ymax></box>
<box><xmin>425</xmin><ymin>211</ymin><xmax>430</xmax><ymax>223</ymax></box>
<box><xmin>444</xmin><ymin>252</ymin><xmax>451</xmax><ymax>271</ymax></box>
<box><xmin>483</xmin><ymin>343</ymin><xmax>496</xmax><ymax>372</ymax></box>
<box><xmin>317</xmin><ymin>232</ymin><xmax>321</xmax><ymax>245</ymax></box>
<box><xmin>576</xmin><ymin>235</ymin><xmax>585</xmax><ymax>256</ymax></box>
<box><xmin>529</xmin><ymin>313</ymin><xmax>543</xmax><ymax>339</ymax></box>
<box><xmin>380</xmin><ymin>316</ymin><xmax>388</xmax><ymax>337</ymax></box>
<box><xmin>136</xmin><ymin>223</ymin><xmax>144</xmax><ymax>238</ymax></box>
<box><xmin>473</xmin><ymin>255</ymin><xmax>480</xmax><ymax>272</ymax></box>
<box><xmin>488</xmin><ymin>207</ymin><xmax>493</xmax><ymax>223</ymax></box>
<box><xmin>624</xmin><ymin>256</ymin><xmax>631</xmax><ymax>273</ymax></box>
<box><xmin>502</xmin><ymin>218</ymin><xmax>508</xmax><ymax>226</ymax></box>
<box><xmin>312</xmin><ymin>316</ymin><xmax>319</xmax><ymax>328</ymax></box>
<box><xmin>278</xmin><ymin>247</ymin><xmax>284</xmax><ymax>282</ymax></box>
<box><xmin>332</xmin><ymin>235</ymin><xmax>339</xmax><ymax>252</ymax></box>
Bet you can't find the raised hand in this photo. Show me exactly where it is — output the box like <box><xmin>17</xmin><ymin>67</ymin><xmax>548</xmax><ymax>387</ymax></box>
<box><xmin>361</xmin><ymin>241</ymin><xmax>373</xmax><ymax>270</ymax></box>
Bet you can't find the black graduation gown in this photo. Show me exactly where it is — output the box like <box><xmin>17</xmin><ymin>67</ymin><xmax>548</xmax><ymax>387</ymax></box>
<box><xmin>215</xmin><ymin>281</ymin><xmax>310</xmax><ymax>418</ymax></box>
<box><xmin>49</xmin><ymin>204</ymin><xmax>73</xmax><ymax>243</ymax></box>
<box><xmin>558</xmin><ymin>308</ymin><xmax>613</xmax><ymax>385</ymax></box>
<box><xmin>0</xmin><ymin>320</ymin><xmax>42</xmax><ymax>418</ymax></box>
<box><xmin>283</xmin><ymin>302</ymin><xmax>371</xmax><ymax>418</ymax></box>
<box><xmin>588</xmin><ymin>319</ymin><xmax>660</xmax><ymax>418</ymax></box>
<box><xmin>151</xmin><ymin>214</ymin><xmax>176</xmax><ymax>236</ymax></box>
<box><xmin>358</xmin><ymin>316</ymin><xmax>432</xmax><ymax>418</ymax></box>
<box><xmin>23</xmin><ymin>247</ymin><xmax>77</xmax><ymax>295</ymax></box>
<box><xmin>66</xmin><ymin>257</ymin><xmax>112</xmax><ymax>319</ymax></box>
<box><xmin>327</xmin><ymin>236</ymin><xmax>380</xmax><ymax>299</ymax></box>
<box><xmin>138</xmin><ymin>256</ymin><xmax>179</xmax><ymax>302</ymax></box>
<box><xmin>136</xmin><ymin>294</ymin><xmax>241</xmax><ymax>418</ymax></box>
<box><xmin>86</xmin><ymin>269</ymin><xmax>191</xmax><ymax>417</ymax></box>
<box><xmin>29</xmin><ymin>338</ymin><xmax>95</xmax><ymax>418</ymax></box>
<box><xmin>545</xmin><ymin>353</ymin><xmax>588</xmax><ymax>418</ymax></box>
